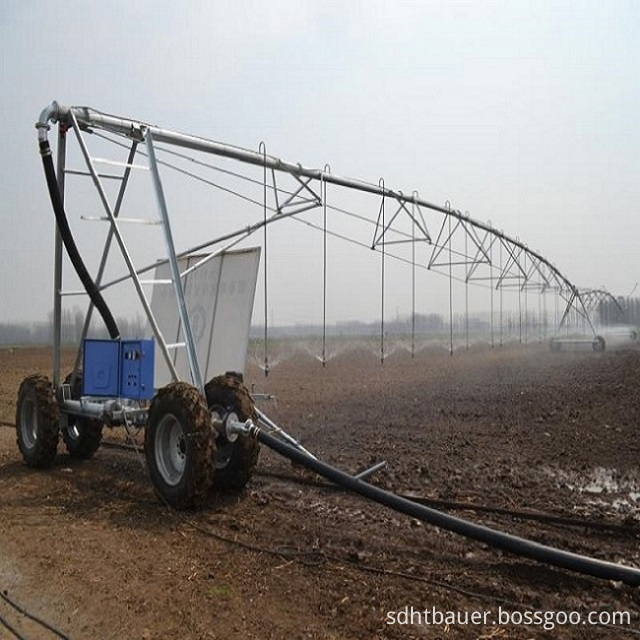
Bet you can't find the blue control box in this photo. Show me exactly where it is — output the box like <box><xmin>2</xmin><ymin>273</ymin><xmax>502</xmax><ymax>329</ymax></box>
<box><xmin>120</xmin><ymin>340</ymin><xmax>155</xmax><ymax>400</ymax></box>
<box><xmin>83</xmin><ymin>340</ymin><xmax>120</xmax><ymax>396</ymax></box>
<box><xmin>83</xmin><ymin>339</ymin><xmax>155</xmax><ymax>400</ymax></box>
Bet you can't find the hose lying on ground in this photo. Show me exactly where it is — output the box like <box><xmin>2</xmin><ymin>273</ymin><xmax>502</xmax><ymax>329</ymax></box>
<box><xmin>253</xmin><ymin>427</ymin><xmax>640</xmax><ymax>587</ymax></box>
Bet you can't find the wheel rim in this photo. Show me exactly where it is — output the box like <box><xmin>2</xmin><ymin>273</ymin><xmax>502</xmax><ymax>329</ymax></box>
<box><xmin>19</xmin><ymin>397</ymin><xmax>38</xmax><ymax>449</ymax></box>
<box><xmin>155</xmin><ymin>413</ymin><xmax>186</xmax><ymax>486</ymax></box>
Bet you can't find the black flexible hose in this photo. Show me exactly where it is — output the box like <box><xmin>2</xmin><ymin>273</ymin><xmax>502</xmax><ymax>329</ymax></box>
<box><xmin>254</xmin><ymin>427</ymin><xmax>640</xmax><ymax>586</ymax></box>
<box><xmin>39</xmin><ymin>139</ymin><xmax>120</xmax><ymax>340</ymax></box>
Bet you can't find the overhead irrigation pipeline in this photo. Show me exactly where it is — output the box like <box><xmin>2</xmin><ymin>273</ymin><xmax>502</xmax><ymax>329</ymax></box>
<box><xmin>35</xmin><ymin>102</ymin><xmax>639</xmax><ymax>586</ymax></box>
<box><xmin>38</xmin><ymin>103</ymin><xmax>585</xmax><ymax>304</ymax></box>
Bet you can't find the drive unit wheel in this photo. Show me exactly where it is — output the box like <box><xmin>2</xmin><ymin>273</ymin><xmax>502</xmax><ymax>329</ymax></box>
<box><xmin>145</xmin><ymin>382</ymin><xmax>214</xmax><ymax>509</ymax></box>
<box><xmin>205</xmin><ymin>374</ymin><xmax>260</xmax><ymax>494</ymax></box>
<box><xmin>62</xmin><ymin>371</ymin><xmax>103</xmax><ymax>459</ymax></box>
<box><xmin>16</xmin><ymin>374</ymin><xmax>60</xmax><ymax>468</ymax></box>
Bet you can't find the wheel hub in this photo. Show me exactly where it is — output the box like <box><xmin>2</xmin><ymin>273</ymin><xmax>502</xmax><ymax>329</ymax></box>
<box><xmin>155</xmin><ymin>414</ymin><xmax>186</xmax><ymax>486</ymax></box>
<box><xmin>209</xmin><ymin>404</ymin><xmax>239</xmax><ymax>470</ymax></box>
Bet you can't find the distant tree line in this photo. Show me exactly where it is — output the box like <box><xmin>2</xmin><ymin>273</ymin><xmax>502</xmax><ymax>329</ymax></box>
<box><xmin>4</xmin><ymin>298</ymin><xmax>636</xmax><ymax>347</ymax></box>
<box><xmin>250</xmin><ymin>311</ymin><xmax>530</xmax><ymax>339</ymax></box>
<box><xmin>0</xmin><ymin>307</ymin><xmax>146</xmax><ymax>346</ymax></box>
<box><xmin>597</xmin><ymin>296</ymin><xmax>640</xmax><ymax>327</ymax></box>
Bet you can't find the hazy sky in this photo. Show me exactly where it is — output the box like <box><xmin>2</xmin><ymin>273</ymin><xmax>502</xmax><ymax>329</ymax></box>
<box><xmin>1</xmin><ymin>0</ymin><xmax>638</xmax><ymax>326</ymax></box>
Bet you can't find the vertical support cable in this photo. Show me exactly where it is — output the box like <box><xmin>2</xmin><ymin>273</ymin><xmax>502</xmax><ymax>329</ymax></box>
<box><xmin>322</xmin><ymin>164</ymin><xmax>330</xmax><ymax>367</ymax></box>
<box><xmin>447</xmin><ymin>203</ymin><xmax>453</xmax><ymax>356</ymax></box>
<box><xmin>518</xmin><ymin>272</ymin><xmax>523</xmax><ymax>344</ymax></box>
<box><xmin>543</xmin><ymin>289</ymin><xmax>548</xmax><ymax>340</ymax></box>
<box><xmin>523</xmin><ymin>254</ymin><xmax>528</xmax><ymax>345</ymax></box>
<box><xmin>379</xmin><ymin>178</ymin><xmax>385</xmax><ymax>364</ymax></box>
<box><xmin>464</xmin><ymin>215</ymin><xmax>469</xmax><ymax>350</ymax></box>
<box><xmin>489</xmin><ymin>234</ymin><xmax>494</xmax><ymax>348</ymax></box>
<box><xmin>260</xmin><ymin>142</ymin><xmax>269</xmax><ymax>377</ymax></box>
<box><xmin>499</xmin><ymin>239</ymin><xmax>504</xmax><ymax>347</ymax></box>
<box><xmin>411</xmin><ymin>191</ymin><xmax>418</xmax><ymax>358</ymax></box>
<box><xmin>538</xmin><ymin>287</ymin><xmax>543</xmax><ymax>342</ymax></box>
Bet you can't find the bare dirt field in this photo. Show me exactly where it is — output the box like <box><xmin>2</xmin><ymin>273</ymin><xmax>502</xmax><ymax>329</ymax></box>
<box><xmin>1</xmin><ymin>341</ymin><xmax>640</xmax><ymax>639</ymax></box>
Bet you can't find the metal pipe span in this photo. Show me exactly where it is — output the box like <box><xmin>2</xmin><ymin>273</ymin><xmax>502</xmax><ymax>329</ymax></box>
<box><xmin>253</xmin><ymin>427</ymin><xmax>640</xmax><ymax>586</ymax></box>
<box><xmin>37</xmin><ymin>102</ymin><xmax>577</xmax><ymax>296</ymax></box>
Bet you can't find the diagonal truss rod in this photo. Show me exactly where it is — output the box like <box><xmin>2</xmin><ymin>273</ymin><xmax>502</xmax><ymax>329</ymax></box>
<box><xmin>466</xmin><ymin>230</ymin><xmax>497</xmax><ymax>282</ymax></box>
<box><xmin>372</xmin><ymin>195</ymin><xmax>431</xmax><ymax>247</ymax></box>
<box><xmin>276</xmin><ymin>173</ymin><xmax>322</xmax><ymax>214</ymax></box>
<box><xmin>557</xmin><ymin>287</ymin><xmax>596</xmax><ymax>334</ymax></box>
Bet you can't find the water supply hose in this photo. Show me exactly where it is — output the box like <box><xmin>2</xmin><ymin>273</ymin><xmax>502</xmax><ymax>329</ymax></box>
<box><xmin>37</xmin><ymin>104</ymin><xmax>120</xmax><ymax>340</ymax></box>
<box><xmin>253</xmin><ymin>427</ymin><xmax>640</xmax><ymax>586</ymax></box>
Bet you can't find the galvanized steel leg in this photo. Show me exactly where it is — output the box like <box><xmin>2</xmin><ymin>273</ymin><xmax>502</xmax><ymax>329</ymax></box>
<box><xmin>146</xmin><ymin>130</ymin><xmax>203</xmax><ymax>393</ymax></box>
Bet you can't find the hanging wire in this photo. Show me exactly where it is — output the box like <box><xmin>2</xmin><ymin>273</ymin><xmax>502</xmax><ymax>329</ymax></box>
<box><xmin>379</xmin><ymin>178</ymin><xmax>386</xmax><ymax>364</ymax></box>
<box><xmin>543</xmin><ymin>288</ymin><xmax>548</xmax><ymax>340</ymax></box>
<box><xmin>260</xmin><ymin>142</ymin><xmax>269</xmax><ymax>377</ymax></box>
<box><xmin>464</xmin><ymin>212</ymin><xmax>469</xmax><ymax>350</ymax></box>
<box><xmin>447</xmin><ymin>202</ymin><xmax>453</xmax><ymax>356</ymax></box>
<box><xmin>538</xmin><ymin>284</ymin><xmax>543</xmax><ymax>342</ymax></box>
<box><xmin>322</xmin><ymin>164</ymin><xmax>330</xmax><ymax>366</ymax></box>
<box><xmin>123</xmin><ymin>407</ymin><xmax>146</xmax><ymax>470</ymax></box>
<box><xmin>499</xmin><ymin>238</ymin><xmax>504</xmax><ymax>346</ymax></box>
<box><xmin>411</xmin><ymin>191</ymin><xmax>418</xmax><ymax>357</ymax></box>
<box><xmin>523</xmin><ymin>253</ymin><xmax>528</xmax><ymax>345</ymax></box>
<box><xmin>518</xmin><ymin>263</ymin><xmax>523</xmax><ymax>344</ymax></box>
<box><xmin>524</xmin><ymin>253</ymin><xmax>529</xmax><ymax>344</ymax></box>
<box><xmin>489</xmin><ymin>222</ymin><xmax>495</xmax><ymax>348</ymax></box>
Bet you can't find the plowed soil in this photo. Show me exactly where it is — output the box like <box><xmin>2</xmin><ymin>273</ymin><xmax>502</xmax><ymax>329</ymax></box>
<box><xmin>1</xmin><ymin>342</ymin><xmax>640</xmax><ymax>639</ymax></box>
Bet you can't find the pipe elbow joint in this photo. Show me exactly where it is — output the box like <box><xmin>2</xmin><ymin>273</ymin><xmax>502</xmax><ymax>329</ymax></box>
<box><xmin>36</xmin><ymin>101</ymin><xmax>69</xmax><ymax>144</ymax></box>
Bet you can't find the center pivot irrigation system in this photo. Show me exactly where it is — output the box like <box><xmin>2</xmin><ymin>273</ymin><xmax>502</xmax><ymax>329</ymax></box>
<box><xmin>17</xmin><ymin>101</ymin><xmax>640</xmax><ymax>587</ymax></box>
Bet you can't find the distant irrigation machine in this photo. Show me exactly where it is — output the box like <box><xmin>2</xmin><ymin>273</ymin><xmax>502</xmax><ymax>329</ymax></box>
<box><xmin>15</xmin><ymin>101</ymin><xmax>640</xmax><ymax>586</ymax></box>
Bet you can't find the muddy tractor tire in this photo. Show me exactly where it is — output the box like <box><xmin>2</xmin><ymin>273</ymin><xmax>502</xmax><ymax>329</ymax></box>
<box><xmin>205</xmin><ymin>374</ymin><xmax>260</xmax><ymax>494</ymax></box>
<box><xmin>16</xmin><ymin>374</ymin><xmax>60</xmax><ymax>468</ymax></box>
<box><xmin>62</xmin><ymin>371</ymin><xmax>103</xmax><ymax>459</ymax></box>
<box><xmin>145</xmin><ymin>382</ymin><xmax>214</xmax><ymax>510</ymax></box>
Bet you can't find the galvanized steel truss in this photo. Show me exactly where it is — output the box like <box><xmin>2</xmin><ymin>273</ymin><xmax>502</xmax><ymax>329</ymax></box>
<box><xmin>39</xmin><ymin>102</ymin><xmax>612</xmax><ymax>374</ymax></box>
